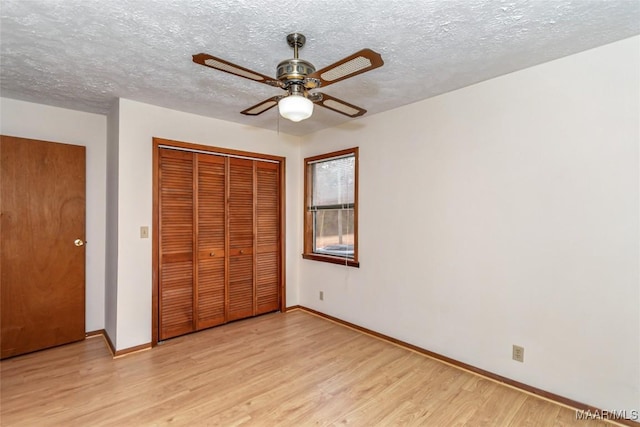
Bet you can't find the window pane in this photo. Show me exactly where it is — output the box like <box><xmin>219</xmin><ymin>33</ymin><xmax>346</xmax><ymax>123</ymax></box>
<box><xmin>314</xmin><ymin>209</ymin><xmax>354</xmax><ymax>258</ymax></box>
<box><xmin>312</xmin><ymin>156</ymin><xmax>354</xmax><ymax>206</ymax></box>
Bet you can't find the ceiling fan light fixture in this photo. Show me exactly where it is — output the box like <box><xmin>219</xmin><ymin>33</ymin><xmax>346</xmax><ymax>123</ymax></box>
<box><xmin>278</xmin><ymin>94</ymin><xmax>314</xmax><ymax>122</ymax></box>
<box><xmin>193</xmin><ymin>33</ymin><xmax>384</xmax><ymax>121</ymax></box>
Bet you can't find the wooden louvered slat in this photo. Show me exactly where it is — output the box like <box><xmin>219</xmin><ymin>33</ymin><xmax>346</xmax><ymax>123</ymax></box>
<box><xmin>197</xmin><ymin>257</ymin><xmax>225</xmax><ymax>328</ymax></box>
<box><xmin>228</xmin><ymin>255</ymin><xmax>253</xmax><ymax>320</ymax></box>
<box><xmin>197</xmin><ymin>155</ymin><xmax>226</xmax><ymax>250</ymax></box>
<box><xmin>257</xmin><ymin>166</ymin><xmax>279</xmax><ymax>247</ymax></box>
<box><xmin>160</xmin><ymin>151</ymin><xmax>194</xmax><ymax>255</ymax></box>
<box><xmin>256</xmin><ymin>252</ymin><xmax>279</xmax><ymax>314</ymax></box>
<box><xmin>255</xmin><ymin>161</ymin><xmax>280</xmax><ymax>315</ymax></box>
<box><xmin>196</xmin><ymin>154</ymin><xmax>226</xmax><ymax>329</ymax></box>
<box><xmin>159</xmin><ymin>149</ymin><xmax>196</xmax><ymax>340</ymax></box>
<box><xmin>229</xmin><ymin>158</ymin><xmax>254</xmax><ymax>250</ymax></box>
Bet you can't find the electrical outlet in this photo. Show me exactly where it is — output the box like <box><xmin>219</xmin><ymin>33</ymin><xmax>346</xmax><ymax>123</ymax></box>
<box><xmin>319</xmin><ymin>291</ymin><xmax>324</xmax><ymax>301</ymax></box>
<box><xmin>512</xmin><ymin>345</ymin><xmax>524</xmax><ymax>362</ymax></box>
<box><xmin>140</xmin><ymin>226</ymin><xmax>149</xmax><ymax>239</ymax></box>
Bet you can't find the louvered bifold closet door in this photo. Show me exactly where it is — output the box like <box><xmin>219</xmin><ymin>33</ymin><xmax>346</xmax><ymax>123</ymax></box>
<box><xmin>228</xmin><ymin>158</ymin><xmax>255</xmax><ymax>321</ymax></box>
<box><xmin>159</xmin><ymin>149</ymin><xmax>195</xmax><ymax>340</ymax></box>
<box><xmin>256</xmin><ymin>161</ymin><xmax>280</xmax><ymax>314</ymax></box>
<box><xmin>196</xmin><ymin>154</ymin><xmax>226</xmax><ymax>329</ymax></box>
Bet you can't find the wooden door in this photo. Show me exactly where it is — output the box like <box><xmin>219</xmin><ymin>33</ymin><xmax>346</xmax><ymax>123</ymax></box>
<box><xmin>227</xmin><ymin>158</ymin><xmax>255</xmax><ymax>321</ymax></box>
<box><xmin>196</xmin><ymin>153</ymin><xmax>226</xmax><ymax>329</ymax></box>
<box><xmin>155</xmin><ymin>141</ymin><xmax>283</xmax><ymax>343</ymax></box>
<box><xmin>256</xmin><ymin>161</ymin><xmax>280</xmax><ymax>315</ymax></box>
<box><xmin>158</xmin><ymin>149</ymin><xmax>195</xmax><ymax>340</ymax></box>
<box><xmin>1</xmin><ymin>135</ymin><xmax>86</xmax><ymax>359</ymax></box>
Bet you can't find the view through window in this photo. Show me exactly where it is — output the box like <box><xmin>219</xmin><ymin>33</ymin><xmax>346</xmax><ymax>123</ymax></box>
<box><xmin>303</xmin><ymin>148</ymin><xmax>359</xmax><ymax>267</ymax></box>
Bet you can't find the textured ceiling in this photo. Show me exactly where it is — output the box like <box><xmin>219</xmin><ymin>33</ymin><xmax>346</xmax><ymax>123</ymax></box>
<box><xmin>1</xmin><ymin>0</ymin><xmax>639</xmax><ymax>136</ymax></box>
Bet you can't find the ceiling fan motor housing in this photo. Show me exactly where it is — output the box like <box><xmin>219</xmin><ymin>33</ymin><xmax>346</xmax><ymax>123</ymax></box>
<box><xmin>276</xmin><ymin>59</ymin><xmax>316</xmax><ymax>82</ymax></box>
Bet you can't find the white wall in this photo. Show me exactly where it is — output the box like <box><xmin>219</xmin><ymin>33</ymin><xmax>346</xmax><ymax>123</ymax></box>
<box><xmin>0</xmin><ymin>98</ymin><xmax>107</xmax><ymax>333</ymax></box>
<box><xmin>300</xmin><ymin>36</ymin><xmax>640</xmax><ymax>411</ymax></box>
<box><xmin>113</xmin><ymin>99</ymin><xmax>302</xmax><ymax>350</ymax></box>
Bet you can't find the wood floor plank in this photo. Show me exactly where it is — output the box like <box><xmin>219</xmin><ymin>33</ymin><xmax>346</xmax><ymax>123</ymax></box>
<box><xmin>0</xmin><ymin>310</ymin><xmax>621</xmax><ymax>426</ymax></box>
<box><xmin>463</xmin><ymin>382</ymin><xmax>528</xmax><ymax>426</ymax></box>
<box><xmin>511</xmin><ymin>395</ymin><xmax>562</xmax><ymax>426</ymax></box>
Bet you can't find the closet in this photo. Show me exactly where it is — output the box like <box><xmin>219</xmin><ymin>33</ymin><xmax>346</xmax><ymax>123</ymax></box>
<box><xmin>155</xmin><ymin>140</ymin><xmax>283</xmax><ymax>341</ymax></box>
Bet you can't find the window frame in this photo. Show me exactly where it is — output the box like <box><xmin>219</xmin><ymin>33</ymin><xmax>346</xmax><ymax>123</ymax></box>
<box><xmin>303</xmin><ymin>147</ymin><xmax>359</xmax><ymax>268</ymax></box>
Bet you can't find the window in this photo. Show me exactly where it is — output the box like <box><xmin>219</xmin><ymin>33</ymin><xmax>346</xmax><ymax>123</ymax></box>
<box><xmin>303</xmin><ymin>147</ymin><xmax>359</xmax><ymax>267</ymax></box>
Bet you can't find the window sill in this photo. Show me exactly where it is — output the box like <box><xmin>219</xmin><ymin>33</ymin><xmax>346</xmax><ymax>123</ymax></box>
<box><xmin>302</xmin><ymin>253</ymin><xmax>360</xmax><ymax>268</ymax></box>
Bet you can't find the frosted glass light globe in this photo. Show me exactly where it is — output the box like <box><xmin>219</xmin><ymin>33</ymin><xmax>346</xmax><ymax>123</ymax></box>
<box><xmin>278</xmin><ymin>95</ymin><xmax>313</xmax><ymax>122</ymax></box>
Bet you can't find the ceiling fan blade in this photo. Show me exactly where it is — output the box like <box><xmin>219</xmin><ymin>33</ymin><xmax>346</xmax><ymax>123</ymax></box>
<box><xmin>240</xmin><ymin>96</ymin><xmax>282</xmax><ymax>116</ymax></box>
<box><xmin>314</xmin><ymin>93</ymin><xmax>367</xmax><ymax>118</ymax></box>
<box><xmin>193</xmin><ymin>53</ymin><xmax>282</xmax><ymax>87</ymax></box>
<box><xmin>308</xmin><ymin>48</ymin><xmax>384</xmax><ymax>87</ymax></box>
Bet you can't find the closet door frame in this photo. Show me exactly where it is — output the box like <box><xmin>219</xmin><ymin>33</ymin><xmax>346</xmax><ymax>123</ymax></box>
<box><xmin>152</xmin><ymin>137</ymin><xmax>286</xmax><ymax>346</ymax></box>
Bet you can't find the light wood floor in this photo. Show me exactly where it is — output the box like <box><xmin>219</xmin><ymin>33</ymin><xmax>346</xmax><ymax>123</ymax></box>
<box><xmin>1</xmin><ymin>310</ymin><xmax>615</xmax><ymax>426</ymax></box>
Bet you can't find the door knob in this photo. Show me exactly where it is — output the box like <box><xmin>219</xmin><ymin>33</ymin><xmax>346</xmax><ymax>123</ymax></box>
<box><xmin>74</xmin><ymin>239</ymin><xmax>85</xmax><ymax>247</ymax></box>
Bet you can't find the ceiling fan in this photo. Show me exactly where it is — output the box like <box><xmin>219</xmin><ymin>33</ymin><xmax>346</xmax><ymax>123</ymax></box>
<box><xmin>192</xmin><ymin>33</ymin><xmax>384</xmax><ymax>122</ymax></box>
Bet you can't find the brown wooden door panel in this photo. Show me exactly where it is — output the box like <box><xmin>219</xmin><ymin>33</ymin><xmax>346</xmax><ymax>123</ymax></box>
<box><xmin>1</xmin><ymin>135</ymin><xmax>86</xmax><ymax>359</ymax></box>
<box><xmin>158</xmin><ymin>149</ymin><xmax>195</xmax><ymax>340</ymax></box>
<box><xmin>196</xmin><ymin>154</ymin><xmax>226</xmax><ymax>329</ymax></box>
<box><xmin>228</xmin><ymin>158</ymin><xmax>255</xmax><ymax>320</ymax></box>
<box><xmin>255</xmin><ymin>162</ymin><xmax>280</xmax><ymax>315</ymax></box>
<box><xmin>155</xmin><ymin>142</ymin><xmax>283</xmax><ymax>342</ymax></box>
